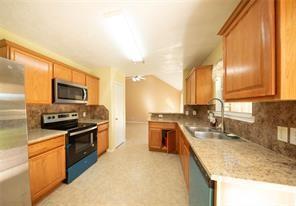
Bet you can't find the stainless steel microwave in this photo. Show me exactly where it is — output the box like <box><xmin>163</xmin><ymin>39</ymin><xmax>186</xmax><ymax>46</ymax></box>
<box><xmin>53</xmin><ymin>79</ymin><xmax>88</xmax><ymax>104</ymax></box>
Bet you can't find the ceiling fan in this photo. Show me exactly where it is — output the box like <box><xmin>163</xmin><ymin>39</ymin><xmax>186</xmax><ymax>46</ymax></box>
<box><xmin>127</xmin><ymin>75</ymin><xmax>146</xmax><ymax>82</ymax></box>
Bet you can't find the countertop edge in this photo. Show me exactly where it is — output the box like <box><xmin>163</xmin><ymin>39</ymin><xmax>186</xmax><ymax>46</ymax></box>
<box><xmin>28</xmin><ymin>130</ymin><xmax>67</xmax><ymax>145</ymax></box>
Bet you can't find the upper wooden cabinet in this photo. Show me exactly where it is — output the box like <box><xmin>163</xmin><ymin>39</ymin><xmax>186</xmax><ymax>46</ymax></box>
<box><xmin>53</xmin><ymin>64</ymin><xmax>86</xmax><ymax>85</ymax></box>
<box><xmin>276</xmin><ymin>0</ymin><xmax>296</xmax><ymax>100</ymax></box>
<box><xmin>53</xmin><ymin>64</ymin><xmax>72</xmax><ymax>82</ymax></box>
<box><xmin>196</xmin><ymin>65</ymin><xmax>213</xmax><ymax>105</ymax></box>
<box><xmin>218</xmin><ymin>0</ymin><xmax>277</xmax><ymax>101</ymax></box>
<box><xmin>86</xmin><ymin>75</ymin><xmax>99</xmax><ymax>105</ymax></box>
<box><xmin>185</xmin><ymin>69</ymin><xmax>196</xmax><ymax>105</ymax></box>
<box><xmin>0</xmin><ymin>39</ymin><xmax>100</xmax><ymax>104</ymax></box>
<box><xmin>10</xmin><ymin>47</ymin><xmax>53</xmax><ymax>104</ymax></box>
<box><xmin>185</xmin><ymin>66</ymin><xmax>213</xmax><ymax>105</ymax></box>
<box><xmin>72</xmin><ymin>70</ymin><xmax>86</xmax><ymax>85</ymax></box>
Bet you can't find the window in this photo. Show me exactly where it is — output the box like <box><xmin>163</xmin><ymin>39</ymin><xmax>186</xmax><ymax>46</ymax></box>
<box><xmin>213</xmin><ymin>60</ymin><xmax>254</xmax><ymax>123</ymax></box>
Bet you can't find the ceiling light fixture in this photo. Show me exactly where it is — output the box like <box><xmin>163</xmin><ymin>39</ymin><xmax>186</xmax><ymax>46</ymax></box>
<box><xmin>132</xmin><ymin>75</ymin><xmax>145</xmax><ymax>82</ymax></box>
<box><xmin>104</xmin><ymin>11</ymin><xmax>144</xmax><ymax>63</ymax></box>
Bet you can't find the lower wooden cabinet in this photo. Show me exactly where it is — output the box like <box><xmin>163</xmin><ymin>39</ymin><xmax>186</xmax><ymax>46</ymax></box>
<box><xmin>97</xmin><ymin>123</ymin><xmax>109</xmax><ymax>156</ymax></box>
<box><xmin>148</xmin><ymin>122</ymin><xmax>176</xmax><ymax>153</ymax></box>
<box><xmin>28</xmin><ymin>135</ymin><xmax>65</xmax><ymax>203</ymax></box>
<box><xmin>177</xmin><ymin>126</ymin><xmax>190</xmax><ymax>190</ymax></box>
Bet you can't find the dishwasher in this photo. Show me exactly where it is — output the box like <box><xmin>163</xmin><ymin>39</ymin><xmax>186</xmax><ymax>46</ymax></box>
<box><xmin>189</xmin><ymin>148</ymin><xmax>214</xmax><ymax>206</ymax></box>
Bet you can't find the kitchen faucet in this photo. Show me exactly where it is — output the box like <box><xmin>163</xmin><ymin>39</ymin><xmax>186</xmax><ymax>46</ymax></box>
<box><xmin>208</xmin><ymin>98</ymin><xmax>225</xmax><ymax>133</ymax></box>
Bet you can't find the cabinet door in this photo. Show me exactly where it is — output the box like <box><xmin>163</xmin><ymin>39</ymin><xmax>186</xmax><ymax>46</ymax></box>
<box><xmin>222</xmin><ymin>0</ymin><xmax>275</xmax><ymax>100</ymax></box>
<box><xmin>186</xmin><ymin>77</ymin><xmax>191</xmax><ymax>104</ymax></box>
<box><xmin>149</xmin><ymin>128</ymin><xmax>162</xmax><ymax>150</ymax></box>
<box><xmin>97</xmin><ymin>131</ymin><xmax>104</xmax><ymax>156</ymax></box>
<box><xmin>97</xmin><ymin>129</ymin><xmax>108</xmax><ymax>156</ymax></box>
<box><xmin>179</xmin><ymin>134</ymin><xmax>184</xmax><ymax>165</ymax></box>
<box><xmin>29</xmin><ymin>146</ymin><xmax>65</xmax><ymax>201</ymax></box>
<box><xmin>86</xmin><ymin>75</ymin><xmax>99</xmax><ymax>105</ymax></box>
<box><xmin>277</xmin><ymin>0</ymin><xmax>296</xmax><ymax>100</ymax></box>
<box><xmin>196</xmin><ymin>66</ymin><xmax>213</xmax><ymax>105</ymax></box>
<box><xmin>10</xmin><ymin>48</ymin><xmax>52</xmax><ymax>104</ymax></box>
<box><xmin>167</xmin><ymin>130</ymin><xmax>176</xmax><ymax>153</ymax></box>
<box><xmin>190</xmin><ymin>70</ymin><xmax>196</xmax><ymax>104</ymax></box>
<box><xmin>102</xmin><ymin>129</ymin><xmax>109</xmax><ymax>151</ymax></box>
<box><xmin>183</xmin><ymin>144</ymin><xmax>190</xmax><ymax>190</ymax></box>
<box><xmin>53</xmin><ymin>64</ymin><xmax>72</xmax><ymax>82</ymax></box>
<box><xmin>72</xmin><ymin>70</ymin><xmax>86</xmax><ymax>85</ymax></box>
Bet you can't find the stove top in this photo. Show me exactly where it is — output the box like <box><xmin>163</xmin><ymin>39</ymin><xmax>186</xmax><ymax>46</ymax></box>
<box><xmin>41</xmin><ymin>112</ymin><xmax>97</xmax><ymax>133</ymax></box>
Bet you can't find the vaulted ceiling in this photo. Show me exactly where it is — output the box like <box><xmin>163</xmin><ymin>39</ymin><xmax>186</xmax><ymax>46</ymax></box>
<box><xmin>0</xmin><ymin>0</ymin><xmax>239</xmax><ymax>90</ymax></box>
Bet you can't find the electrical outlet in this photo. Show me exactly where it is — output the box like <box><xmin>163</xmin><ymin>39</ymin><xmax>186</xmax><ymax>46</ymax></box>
<box><xmin>290</xmin><ymin>128</ymin><xmax>296</xmax><ymax>145</ymax></box>
<box><xmin>185</xmin><ymin>111</ymin><xmax>189</xmax><ymax>116</ymax></box>
<box><xmin>158</xmin><ymin>114</ymin><xmax>163</xmax><ymax>118</ymax></box>
<box><xmin>83</xmin><ymin>112</ymin><xmax>86</xmax><ymax>117</ymax></box>
<box><xmin>192</xmin><ymin>110</ymin><xmax>197</xmax><ymax>116</ymax></box>
<box><xmin>277</xmin><ymin>126</ymin><xmax>288</xmax><ymax>142</ymax></box>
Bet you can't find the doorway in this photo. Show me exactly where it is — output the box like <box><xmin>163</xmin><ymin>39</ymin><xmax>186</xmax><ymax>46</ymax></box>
<box><xmin>112</xmin><ymin>81</ymin><xmax>125</xmax><ymax>148</ymax></box>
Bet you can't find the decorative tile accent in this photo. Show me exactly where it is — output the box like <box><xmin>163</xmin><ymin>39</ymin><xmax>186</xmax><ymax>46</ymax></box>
<box><xmin>26</xmin><ymin>104</ymin><xmax>109</xmax><ymax>129</ymax></box>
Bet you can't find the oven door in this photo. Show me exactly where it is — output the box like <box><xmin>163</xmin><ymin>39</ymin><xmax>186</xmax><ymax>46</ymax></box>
<box><xmin>66</xmin><ymin>126</ymin><xmax>97</xmax><ymax>168</ymax></box>
<box><xmin>54</xmin><ymin>79</ymin><xmax>88</xmax><ymax>104</ymax></box>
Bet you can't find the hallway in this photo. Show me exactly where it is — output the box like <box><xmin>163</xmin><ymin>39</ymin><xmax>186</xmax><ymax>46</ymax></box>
<box><xmin>39</xmin><ymin>123</ymin><xmax>188</xmax><ymax>206</ymax></box>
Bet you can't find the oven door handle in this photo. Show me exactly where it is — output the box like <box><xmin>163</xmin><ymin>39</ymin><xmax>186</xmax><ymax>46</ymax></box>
<box><xmin>69</xmin><ymin>126</ymin><xmax>97</xmax><ymax>136</ymax></box>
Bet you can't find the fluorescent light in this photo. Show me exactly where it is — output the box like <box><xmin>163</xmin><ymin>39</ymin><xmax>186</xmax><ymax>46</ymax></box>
<box><xmin>104</xmin><ymin>11</ymin><xmax>144</xmax><ymax>63</ymax></box>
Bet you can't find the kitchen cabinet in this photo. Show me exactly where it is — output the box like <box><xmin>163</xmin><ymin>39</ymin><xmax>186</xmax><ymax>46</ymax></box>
<box><xmin>196</xmin><ymin>65</ymin><xmax>213</xmax><ymax>105</ymax></box>
<box><xmin>53</xmin><ymin>63</ymin><xmax>72</xmax><ymax>82</ymax></box>
<box><xmin>218</xmin><ymin>0</ymin><xmax>276</xmax><ymax>101</ymax></box>
<box><xmin>276</xmin><ymin>0</ymin><xmax>296</xmax><ymax>100</ymax></box>
<box><xmin>186</xmin><ymin>66</ymin><xmax>213</xmax><ymax>105</ymax></box>
<box><xmin>97</xmin><ymin>123</ymin><xmax>109</xmax><ymax>156</ymax></box>
<box><xmin>148</xmin><ymin>122</ymin><xmax>177</xmax><ymax>153</ymax></box>
<box><xmin>54</xmin><ymin>64</ymin><xmax>86</xmax><ymax>86</ymax></box>
<box><xmin>185</xmin><ymin>69</ymin><xmax>196</xmax><ymax>105</ymax></box>
<box><xmin>178</xmin><ymin>129</ymin><xmax>190</xmax><ymax>190</ymax></box>
<box><xmin>10</xmin><ymin>47</ymin><xmax>53</xmax><ymax>104</ymax></box>
<box><xmin>0</xmin><ymin>39</ymin><xmax>100</xmax><ymax>104</ymax></box>
<box><xmin>72</xmin><ymin>70</ymin><xmax>86</xmax><ymax>85</ymax></box>
<box><xmin>28</xmin><ymin>135</ymin><xmax>65</xmax><ymax>203</ymax></box>
<box><xmin>86</xmin><ymin>75</ymin><xmax>99</xmax><ymax>105</ymax></box>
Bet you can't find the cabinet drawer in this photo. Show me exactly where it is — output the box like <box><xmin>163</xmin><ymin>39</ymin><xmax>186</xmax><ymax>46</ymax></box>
<box><xmin>29</xmin><ymin>135</ymin><xmax>65</xmax><ymax>158</ymax></box>
<box><xmin>98</xmin><ymin>123</ymin><xmax>109</xmax><ymax>132</ymax></box>
<box><xmin>149</xmin><ymin>122</ymin><xmax>176</xmax><ymax>129</ymax></box>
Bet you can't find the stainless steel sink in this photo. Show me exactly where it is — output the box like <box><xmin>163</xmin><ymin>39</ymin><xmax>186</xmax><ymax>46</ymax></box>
<box><xmin>185</xmin><ymin>125</ymin><xmax>241</xmax><ymax>140</ymax></box>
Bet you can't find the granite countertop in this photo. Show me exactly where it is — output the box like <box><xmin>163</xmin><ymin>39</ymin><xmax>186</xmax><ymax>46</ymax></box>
<box><xmin>148</xmin><ymin>118</ymin><xmax>296</xmax><ymax>188</ymax></box>
<box><xmin>28</xmin><ymin>129</ymin><xmax>67</xmax><ymax>144</ymax></box>
<box><xmin>79</xmin><ymin>119</ymin><xmax>109</xmax><ymax>125</ymax></box>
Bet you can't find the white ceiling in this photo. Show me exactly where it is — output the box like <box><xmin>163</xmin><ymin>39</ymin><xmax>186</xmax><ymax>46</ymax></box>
<box><xmin>0</xmin><ymin>0</ymin><xmax>239</xmax><ymax>90</ymax></box>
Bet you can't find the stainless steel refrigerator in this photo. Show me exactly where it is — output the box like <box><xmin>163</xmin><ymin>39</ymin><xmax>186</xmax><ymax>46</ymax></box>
<box><xmin>0</xmin><ymin>57</ymin><xmax>31</xmax><ymax>205</ymax></box>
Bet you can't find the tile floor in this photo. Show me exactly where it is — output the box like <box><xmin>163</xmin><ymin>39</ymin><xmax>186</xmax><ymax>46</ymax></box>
<box><xmin>38</xmin><ymin>122</ymin><xmax>188</xmax><ymax>206</ymax></box>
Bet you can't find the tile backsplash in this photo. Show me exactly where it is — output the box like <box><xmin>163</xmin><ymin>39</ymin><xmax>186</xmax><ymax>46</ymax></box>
<box><xmin>26</xmin><ymin>104</ymin><xmax>109</xmax><ymax>129</ymax></box>
<box><xmin>185</xmin><ymin>102</ymin><xmax>296</xmax><ymax>160</ymax></box>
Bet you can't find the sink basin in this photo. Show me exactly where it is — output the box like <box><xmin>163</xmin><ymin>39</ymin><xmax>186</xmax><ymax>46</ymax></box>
<box><xmin>185</xmin><ymin>125</ymin><xmax>242</xmax><ymax>140</ymax></box>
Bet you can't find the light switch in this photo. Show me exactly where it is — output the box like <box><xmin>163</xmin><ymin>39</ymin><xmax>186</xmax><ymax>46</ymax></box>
<box><xmin>277</xmin><ymin>126</ymin><xmax>288</xmax><ymax>142</ymax></box>
<box><xmin>290</xmin><ymin>128</ymin><xmax>296</xmax><ymax>145</ymax></box>
<box><xmin>193</xmin><ymin>110</ymin><xmax>197</xmax><ymax>116</ymax></box>
<box><xmin>83</xmin><ymin>112</ymin><xmax>86</xmax><ymax>117</ymax></box>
